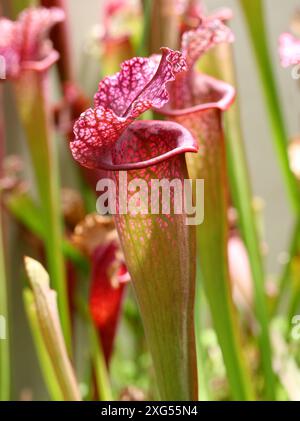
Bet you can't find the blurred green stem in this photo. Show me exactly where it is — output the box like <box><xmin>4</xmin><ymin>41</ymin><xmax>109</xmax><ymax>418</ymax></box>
<box><xmin>287</xmin><ymin>231</ymin><xmax>300</xmax><ymax>321</ymax></box>
<box><xmin>0</xmin><ymin>201</ymin><xmax>10</xmax><ymax>400</ymax></box>
<box><xmin>23</xmin><ymin>289</ymin><xmax>64</xmax><ymax>401</ymax></box>
<box><xmin>15</xmin><ymin>68</ymin><xmax>71</xmax><ymax>350</ymax></box>
<box><xmin>147</xmin><ymin>0</ymin><xmax>180</xmax><ymax>53</ymax></box>
<box><xmin>137</xmin><ymin>0</ymin><xmax>152</xmax><ymax>56</ymax></box>
<box><xmin>225</xmin><ymin>104</ymin><xmax>275</xmax><ymax>399</ymax></box>
<box><xmin>10</xmin><ymin>0</ymin><xmax>38</xmax><ymax>17</ymax></box>
<box><xmin>195</xmin><ymin>263</ymin><xmax>210</xmax><ymax>401</ymax></box>
<box><xmin>183</xmin><ymin>111</ymin><xmax>254</xmax><ymax>400</ymax></box>
<box><xmin>196</xmin><ymin>170</ymin><xmax>254</xmax><ymax>401</ymax></box>
<box><xmin>25</xmin><ymin>257</ymin><xmax>81</xmax><ymax>401</ymax></box>
<box><xmin>200</xmin><ymin>42</ymin><xmax>275</xmax><ymax>399</ymax></box>
<box><xmin>272</xmin><ymin>219</ymin><xmax>300</xmax><ymax>315</ymax></box>
<box><xmin>89</xmin><ymin>324</ymin><xmax>113</xmax><ymax>401</ymax></box>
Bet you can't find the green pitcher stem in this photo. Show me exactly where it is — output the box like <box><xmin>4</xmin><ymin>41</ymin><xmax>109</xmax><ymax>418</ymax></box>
<box><xmin>112</xmin><ymin>158</ymin><xmax>197</xmax><ymax>401</ymax></box>
<box><xmin>137</xmin><ymin>0</ymin><xmax>152</xmax><ymax>56</ymax></box>
<box><xmin>166</xmin><ymin>100</ymin><xmax>254</xmax><ymax>399</ymax></box>
<box><xmin>89</xmin><ymin>323</ymin><xmax>113</xmax><ymax>401</ymax></box>
<box><xmin>188</xmin><ymin>118</ymin><xmax>254</xmax><ymax>400</ymax></box>
<box><xmin>148</xmin><ymin>0</ymin><xmax>180</xmax><ymax>53</ymax></box>
<box><xmin>15</xmin><ymin>70</ymin><xmax>72</xmax><ymax>350</ymax></box>
<box><xmin>225</xmin><ymin>103</ymin><xmax>275</xmax><ymax>399</ymax></box>
<box><xmin>200</xmin><ymin>43</ymin><xmax>275</xmax><ymax>399</ymax></box>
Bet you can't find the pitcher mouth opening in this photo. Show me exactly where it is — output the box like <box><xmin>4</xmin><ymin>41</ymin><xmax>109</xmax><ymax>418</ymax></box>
<box><xmin>96</xmin><ymin>120</ymin><xmax>198</xmax><ymax>171</ymax></box>
<box><xmin>158</xmin><ymin>73</ymin><xmax>236</xmax><ymax>117</ymax></box>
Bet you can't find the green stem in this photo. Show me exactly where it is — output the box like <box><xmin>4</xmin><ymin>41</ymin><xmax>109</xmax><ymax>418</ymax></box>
<box><xmin>23</xmin><ymin>289</ymin><xmax>64</xmax><ymax>401</ymax></box>
<box><xmin>147</xmin><ymin>0</ymin><xmax>180</xmax><ymax>53</ymax></box>
<box><xmin>171</xmin><ymin>104</ymin><xmax>254</xmax><ymax>399</ymax></box>
<box><xmin>197</xmin><ymin>189</ymin><xmax>254</xmax><ymax>401</ymax></box>
<box><xmin>0</xmin><ymin>201</ymin><xmax>10</xmax><ymax>401</ymax></box>
<box><xmin>137</xmin><ymin>0</ymin><xmax>152</xmax><ymax>56</ymax></box>
<box><xmin>287</xmin><ymin>229</ymin><xmax>300</xmax><ymax>321</ymax></box>
<box><xmin>194</xmin><ymin>262</ymin><xmax>210</xmax><ymax>401</ymax></box>
<box><xmin>89</xmin><ymin>323</ymin><xmax>113</xmax><ymax>401</ymax></box>
<box><xmin>272</xmin><ymin>218</ymin><xmax>300</xmax><ymax>315</ymax></box>
<box><xmin>239</xmin><ymin>0</ymin><xmax>300</xmax><ymax>214</ymax></box>
<box><xmin>185</xmin><ymin>113</ymin><xmax>254</xmax><ymax>400</ymax></box>
<box><xmin>25</xmin><ymin>257</ymin><xmax>81</xmax><ymax>401</ymax></box>
<box><xmin>15</xmin><ymin>69</ymin><xmax>72</xmax><ymax>350</ymax></box>
<box><xmin>198</xmin><ymin>239</ymin><xmax>254</xmax><ymax>400</ymax></box>
<box><xmin>200</xmin><ymin>42</ymin><xmax>275</xmax><ymax>398</ymax></box>
<box><xmin>10</xmin><ymin>0</ymin><xmax>38</xmax><ymax>17</ymax></box>
<box><xmin>225</xmin><ymin>106</ymin><xmax>275</xmax><ymax>399</ymax></box>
